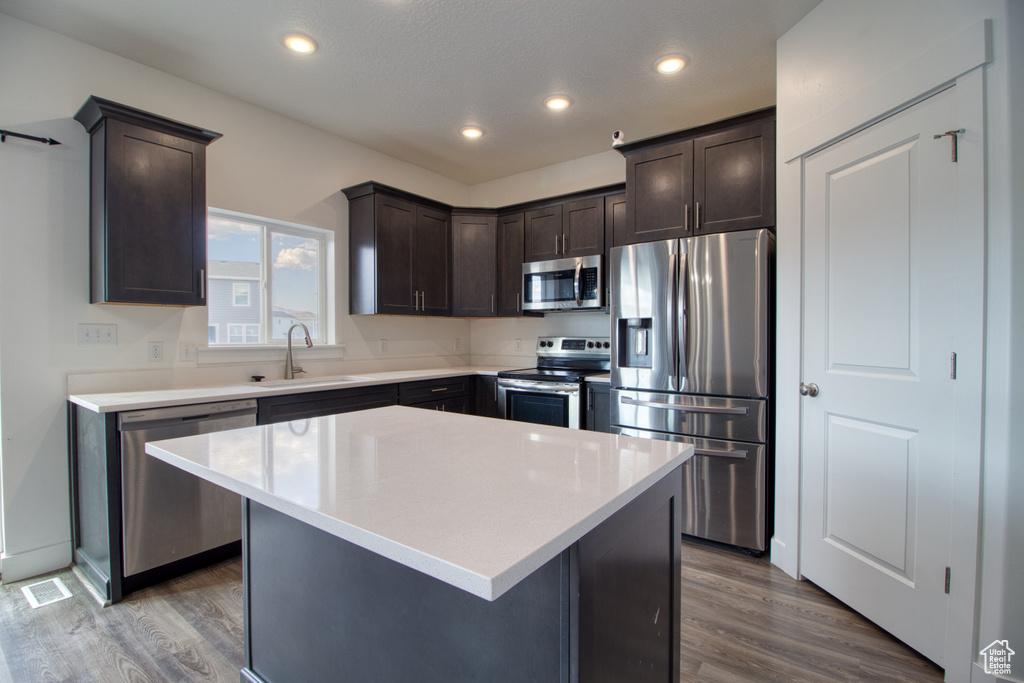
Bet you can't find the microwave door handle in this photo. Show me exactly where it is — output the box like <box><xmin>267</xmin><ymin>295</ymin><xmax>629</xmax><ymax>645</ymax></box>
<box><xmin>574</xmin><ymin>260</ymin><xmax>583</xmax><ymax>307</ymax></box>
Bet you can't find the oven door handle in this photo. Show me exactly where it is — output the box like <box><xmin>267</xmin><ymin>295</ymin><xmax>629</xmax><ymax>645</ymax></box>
<box><xmin>619</xmin><ymin>397</ymin><xmax>748</xmax><ymax>415</ymax></box>
<box><xmin>573</xmin><ymin>260</ymin><xmax>583</xmax><ymax>307</ymax></box>
<box><xmin>499</xmin><ymin>379</ymin><xmax>581</xmax><ymax>393</ymax></box>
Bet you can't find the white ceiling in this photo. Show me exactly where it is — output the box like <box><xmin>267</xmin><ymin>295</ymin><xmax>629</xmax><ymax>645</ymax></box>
<box><xmin>1</xmin><ymin>0</ymin><xmax>820</xmax><ymax>184</ymax></box>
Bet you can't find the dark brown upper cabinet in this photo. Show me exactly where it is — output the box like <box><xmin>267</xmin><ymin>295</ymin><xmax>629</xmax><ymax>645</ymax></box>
<box><xmin>344</xmin><ymin>182</ymin><xmax>452</xmax><ymax>316</ymax></box>
<box><xmin>496</xmin><ymin>212</ymin><xmax>525</xmax><ymax>316</ymax></box>
<box><xmin>524</xmin><ymin>196</ymin><xmax>605</xmax><ymax>262</ymax></box>
<box><xmin>617</xmin><ymin>108</ymin><xmax>775</xmax><ymax>245</ymax></box>
<box><xmin>74</xmin><ymin>96</ymin><xmax>221</xmax><ymax>306</ymax></box>
<box><xmin>452</xmin><ymin>211</ymin><xmax>498</xmax><ymax>317</ymax></box>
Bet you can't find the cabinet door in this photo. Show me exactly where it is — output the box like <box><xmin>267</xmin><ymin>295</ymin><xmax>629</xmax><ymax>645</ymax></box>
<box><xmin>523</xmin><ymin>205</ymin><xmax>563</xmax><ymax>262</ymax></box>
<box><xmin>604</xmin><ymin>194</ymin><xmax>626</xmax><ymax>304</ymax></box>
<box><xmin>415</xmin><ymin>206</ymin><xmax>452</xmax><ymax>316</ymax></box>
<box><xmin>585</xmin><ymin>383</ymin><xmax>611</xmax><ymax>433</ymax></box>
<box><xmin>452</xmin><ymin>214</ymin><xmax>497</xmax><ymax>317</ymax></box>
<box><xmin>497</xmin><ymin>213</ymin><xmax>525</xmax><ymax>316</ymax></box>
<box><xmin>102</xmin><ymin>120</ymin><xmax>208</xmax><ymax>305</ymax></box>
<box><xmin>375</xmin><ymin>195</ymin><xmax>418</xmax><ymax>315</ymax></box>
<box><xmin>474</xmin><ymin>376</ymin><xmax>501</xmax><ymax>418</ymax></box>
<box><xmin>693</xmin><ymin>120</ymin><xmax>776</xmax><ymax>234</ymax></box>
<box><xmin>256</xmin><ymin>384</ymin><xmax>399</xmax><ymax>424</ymax></box>
<box><xmin>623</xmin><ymin>140</ymin><xmax>694</xmax><ymax>245</ymax></box>
<box><xmin>562</xmin><ymin>197</ymin><xmax>604</xmax><ymax>258</ymax></box>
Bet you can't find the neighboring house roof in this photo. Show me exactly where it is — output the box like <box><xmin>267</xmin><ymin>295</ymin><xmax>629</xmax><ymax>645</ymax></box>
<box><xmin>272</xmin><ymin>307</ymin><xmax>315</xmax><ymax>319</ymax></box>
<box><xmin>208</xmin><ymin>260</ymin><xmax>260</xmax><ymax>279</ymax></box>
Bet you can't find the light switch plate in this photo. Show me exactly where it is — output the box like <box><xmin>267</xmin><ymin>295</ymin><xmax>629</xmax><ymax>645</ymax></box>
<box><xmin>77</xmin><ymin>323</ymin><xmax>117</xmax><ymax>346</ymax></box>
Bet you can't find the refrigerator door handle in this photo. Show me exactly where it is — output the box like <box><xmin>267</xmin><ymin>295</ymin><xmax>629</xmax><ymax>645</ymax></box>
<box><xmin>677</xmin><ymin>248</ymin><xmax>688</xmax><ymax>391</ymax></box>
<box><xmin>670</xmin><ymin>251</ymin><xmax>679</xmax><ymax>391</ymax></box>
<box><xmin>573</xmin><ymin>260</ymin><xmax>583</xmax><ymax>307</ymax></box>
<box><xmin>693</xmin><ymin>447</ymin><xmax>748</xmax><ymax>460</ymax></box>
<box><xmin>620</xmin><ymin>396</ymin><xmax>749</xmax><ymax>415</ymax></box>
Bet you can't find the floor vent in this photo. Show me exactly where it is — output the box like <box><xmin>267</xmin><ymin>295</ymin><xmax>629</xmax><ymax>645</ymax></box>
<box><xmin>21</xmin><ymin>577</ymin><xmax>73</xmax><ymax>609</ymax></box>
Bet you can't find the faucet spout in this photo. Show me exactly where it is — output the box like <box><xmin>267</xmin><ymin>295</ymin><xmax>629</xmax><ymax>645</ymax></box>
<box><xmin>284</xmin><ymin>323</ymin><xmax>314</xmax><ymax>379</ymax></box>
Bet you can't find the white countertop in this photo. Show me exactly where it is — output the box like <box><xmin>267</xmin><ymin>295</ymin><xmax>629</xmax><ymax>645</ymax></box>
<box><xmin>69</xmin><ymin>366</ymin><xmax>511</xmax><ymax>413</ymax></box>
<box><xmin>146</xmin><ymin>406</ymin><xmax>691</xmax><ymax>601</ymax></box>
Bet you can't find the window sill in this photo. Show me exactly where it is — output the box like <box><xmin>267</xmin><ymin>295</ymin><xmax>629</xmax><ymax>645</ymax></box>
<box><xmin>197</xmin><ymin>344</ymin><xmax>346</xmax><ymax>366</ymax></box>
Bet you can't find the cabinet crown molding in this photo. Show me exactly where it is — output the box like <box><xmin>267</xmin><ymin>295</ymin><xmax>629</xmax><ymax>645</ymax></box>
<box><xmin>74</xmin><ymin>95</ymin><xmax>222</xmax><ymax>145</ymax></box>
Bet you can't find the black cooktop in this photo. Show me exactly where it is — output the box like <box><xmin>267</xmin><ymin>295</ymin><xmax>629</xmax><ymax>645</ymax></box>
<box><xmin>497</xmin><ymin>366</ymin><xmax>607</xmax><ymax>383</ymax></box>
<box><xmin>498</xmin><ymin>336</ymin><xmax>611</xmax><ymax>383</ymax></box>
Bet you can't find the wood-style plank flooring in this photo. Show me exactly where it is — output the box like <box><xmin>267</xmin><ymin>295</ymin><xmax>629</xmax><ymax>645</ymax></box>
<box><xmin>0</xmin><ymin>540</ymin><xmax>944</xmax><ymax>682</ymax></box>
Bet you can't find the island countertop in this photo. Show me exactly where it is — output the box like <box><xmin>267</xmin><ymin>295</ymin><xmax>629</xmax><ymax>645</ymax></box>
<box><xmin>146</xmin><ymin>406</ymin><xmax>692</xmax><ymax>601</ymax></box>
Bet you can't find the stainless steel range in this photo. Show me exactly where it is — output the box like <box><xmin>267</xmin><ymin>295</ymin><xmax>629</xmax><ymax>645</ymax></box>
<box><xmin>497</xmin><ymin>336</ymin><xmax>611</xmax><ymax>429</ymax></box>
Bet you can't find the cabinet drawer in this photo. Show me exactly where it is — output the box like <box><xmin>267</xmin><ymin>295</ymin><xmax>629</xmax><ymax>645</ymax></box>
<box><xmin>399</xmin><ymin>376</ymin><xmax>472</xmax><ymax>405</ymax></box>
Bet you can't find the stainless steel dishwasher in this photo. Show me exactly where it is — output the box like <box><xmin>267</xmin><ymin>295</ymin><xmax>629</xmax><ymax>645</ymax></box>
<box><xmin>118</xmin><ymin>399</ymin><xmax>256</xmax><ymax>577</ymax></box>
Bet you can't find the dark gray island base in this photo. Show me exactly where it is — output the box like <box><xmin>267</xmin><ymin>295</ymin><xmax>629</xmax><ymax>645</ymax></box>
<box><xmin>238</xmin><ymin>465</ymin><xmax>682</xmax><ymax>683</ymax></box>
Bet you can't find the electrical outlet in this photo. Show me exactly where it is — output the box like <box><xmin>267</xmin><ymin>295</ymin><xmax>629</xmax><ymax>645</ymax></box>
<box><xmin>148</xmin><ymin>341</ymin><xmax>164</xmax><ymax>362</ymax></box>
<box><xmin>77</xmin><ymin>323</ymin><xmax>117</xmax><ymax>346</ymax></box>
<box><xmin>180</xmin><ymin>341</ymin><xmax>196</xmax><ymax>362</ymax></box>
<box><xmin>514</xmin><ymin>338</ymin><xmax>522</xmax><ymax>352</ymax></box>
<box><xmin>378</xmin><ymin>339</ymin><xmax>387</xmax><ymax>354</ymax></box>
<box><xmin>453</xmin><ymin>338</ymin><xmax>461</xmax><ymax>352</ymax></box>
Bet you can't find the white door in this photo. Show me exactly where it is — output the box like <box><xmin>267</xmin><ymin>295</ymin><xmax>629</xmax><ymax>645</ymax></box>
<box><xmin>800</xmin><ymin>86</ymin><xmax>960</xmax><ymax>666</ymax></box>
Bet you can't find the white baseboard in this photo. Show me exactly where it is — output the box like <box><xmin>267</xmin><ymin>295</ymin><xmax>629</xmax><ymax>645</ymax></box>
<box><xmin>0</xmin><ymin>541</ymin><xmax>72</xmax><ymax>583</ymax></box>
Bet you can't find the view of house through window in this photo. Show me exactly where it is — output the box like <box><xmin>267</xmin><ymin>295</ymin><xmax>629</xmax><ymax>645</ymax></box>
<box><xmin>207</xmin><ymin>209</ymin><xmax>329</xmax><ymax>345</ymax></box>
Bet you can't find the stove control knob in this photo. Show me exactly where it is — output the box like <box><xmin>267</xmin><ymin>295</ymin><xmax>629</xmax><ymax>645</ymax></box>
<box><xmin>603</xmin><ymin>342</ymin><xmax>610</xmax><ymax>348</ymax></box>
<box><xmin>587</xmin><ymin>341</ymin><xmax>594</xmax><ymax>348</ymax></box>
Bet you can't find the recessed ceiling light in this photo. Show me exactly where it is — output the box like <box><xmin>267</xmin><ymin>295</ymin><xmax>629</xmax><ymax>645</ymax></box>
<box><xmin>461</xmin><ymin>126</ymin><xmax>483</xmax><ymax>139</ymax></box>
<box><xmin>544</xmin><ymin>96</ymin><xmax>571</xmax><ymax>112</ymax></box>
<box><xmin>656</xmin><ymin>56</ymin><xmax>685</xmax><ymax>74</ymax></box>
<box><xmin>284</xmin><ymin>34</ymin><xmax>318</xmax><ymax>54</ymax></box>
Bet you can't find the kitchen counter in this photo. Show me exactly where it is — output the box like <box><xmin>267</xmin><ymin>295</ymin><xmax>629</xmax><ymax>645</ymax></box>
<box><xmin>69</xmin><ymin>365</ymin><xmax>512</xmax><ymax>413</ymax></box>
<box><xmin>146</xmin><ymin>405</ymin><xmax>690</xmax><ymax>600</ymax></box>
<box><xmin>146</xmin><ymin>406</ymin><xmax>690</xmax><ymax>681</ymax></box>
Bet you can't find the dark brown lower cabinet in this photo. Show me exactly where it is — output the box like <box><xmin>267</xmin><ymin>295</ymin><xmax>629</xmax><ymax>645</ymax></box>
<box><xmin>475</xmin><ymin>375</ymin><xmax>501</xmax><ymax>418</ymax></box>
<box><xmin>256</xmin><ymin>384</ymin><xmax>398</xmax><ymax>424</ymax></box>
<box><xmin>585</xmin><ymin>382</ymin><xmax>611</xmax><ymax>433</ymax></box>
<box><xmin>240</xmin><ymin>465</ymin><xmax>682</xmax><ymax>683</ymax></box>
<box><xmin>399</xmin><ymin>376</ymin><xmax>473</xmax><ymax>413</ymax></box>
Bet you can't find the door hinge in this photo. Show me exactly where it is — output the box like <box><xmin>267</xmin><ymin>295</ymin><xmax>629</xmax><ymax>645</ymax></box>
<box><xmin>950</xmin><ymin>352</ymin><xmax>957</xmax><ymax>380</ymax></box>
<box><xmin>945</xmin><ymin>566</ymin><xmax>951</xmax><ymax>594</ymax></box>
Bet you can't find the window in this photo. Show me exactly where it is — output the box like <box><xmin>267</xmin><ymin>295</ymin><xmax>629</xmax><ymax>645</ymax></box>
<box><xmin>207</xmin><ymin>209</ymin><xmax>331</xmax><ymax>345</ymax></box>
<box><xmin>232</xmin><ymin>282</ymin><xmax>251</xmax><ymax>307</ymax></box>
<box><xmin>228</xmin><ymin>324</ymin><xmax>261</xmax><ymax>344</ymax></box>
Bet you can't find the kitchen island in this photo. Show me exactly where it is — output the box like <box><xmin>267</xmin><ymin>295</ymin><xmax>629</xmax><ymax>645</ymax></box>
<box><xmin>146</xmin><ymin>406</ymin><xmax>691</xmax><ymax>682</ymax></box>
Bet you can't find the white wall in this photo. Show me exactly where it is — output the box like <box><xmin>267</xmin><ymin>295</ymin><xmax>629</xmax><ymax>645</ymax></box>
<box><xmin>776</xmin><ymin>1</ymin><xmax>1023</xmax><ymax>679</ymax></box>
<box><xmin>0</xmin><ymin>13</ymin><xmax>624</xmax><ymax>580</ymax></box>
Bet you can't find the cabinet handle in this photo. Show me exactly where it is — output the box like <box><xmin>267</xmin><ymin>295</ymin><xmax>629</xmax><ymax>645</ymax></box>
<box><xmin>516</xmin><ymin>292</ymin><xmax>520</xmax><ymax>312</ymax></box>
<box><xmin>431</xmin><ymin>387</ymin><xmax>448</xmax><ymax>392</ymax></box>
<box><xmin>420</xmin><ymin>291</ymin><xmax>425</xmax><ymax>311</ymax></box>
<box><xmin>695</xmin><ymin>202</ymin><xmax>701</xmax><ymax>231</ymax></box>
<box><xmin>555</xmin><ymin>235</ymin><xmax>560</xmax><ymax>255</ymax></box>
<box><xmin>199</xmin><ymin>268</ymin><xmax>206</xmax><ymax>299</ymax></box>
<box><xmin>494</xmin><ymin>381</ymin><xmax>498</xmax><ymax>401</ymax></box>
<box><xmin>685</xmin><ymin>204</ymin><xmax>690</xmax><ymax>232</ymax></box>
<box><xmin>562</xmin><ymin>234</ymin><xmax>567</xmax><ymax>254</ymax></box>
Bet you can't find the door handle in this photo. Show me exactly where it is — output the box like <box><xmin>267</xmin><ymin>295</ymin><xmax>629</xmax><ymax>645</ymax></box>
<box><xmin>574</xmin><ymin>260</ymin><xmax>583</xmax><ymax>307</ymax></box>
<box><xmin>694</xmin><ymin>447</ymin><xmax>747</xmax><ymax>460</ymax></box>
<box><xmin>620</xmin><ymin>397</ymin><xmax>748</xmax><ymax>415</ymax></box>
<box><xmin>799</xmin><ymin>383</ymin><xmax>820</xmax><ymax>397</ymax></box>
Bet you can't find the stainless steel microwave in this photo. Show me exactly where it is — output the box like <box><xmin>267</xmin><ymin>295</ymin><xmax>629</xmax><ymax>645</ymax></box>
<box><xmin>522</xmin><ymin>255</ymin><xmax>603</xmax><ymax>312</ymax></box>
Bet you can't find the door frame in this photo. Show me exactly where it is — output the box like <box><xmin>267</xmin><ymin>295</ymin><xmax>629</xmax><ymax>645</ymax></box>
<box><xmin>776</xmin><ymin>21</ymin><xmax>989</xmax><ymax>682</ymax></box>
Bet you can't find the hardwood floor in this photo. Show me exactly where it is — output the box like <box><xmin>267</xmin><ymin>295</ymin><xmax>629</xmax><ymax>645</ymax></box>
<box><xmin>0</xmin><ymin>541</ymin><xmax>944</xmax><ymax>682</ymax></box>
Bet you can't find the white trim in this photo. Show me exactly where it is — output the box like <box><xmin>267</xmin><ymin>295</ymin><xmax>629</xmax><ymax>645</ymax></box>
<box><xmin>782</xmin><ymin>20</ymin><xmax>992</xmax><ymax>163</ymax></box>
<box><xmin>196</xmin><ymin>344</ymin><xmax>346</xmax><ymax>367</ymax></box>
<box><xmin>0</xmin><ymin>541</ymin><xmax>71</xmax><ymax>583</ymax></box>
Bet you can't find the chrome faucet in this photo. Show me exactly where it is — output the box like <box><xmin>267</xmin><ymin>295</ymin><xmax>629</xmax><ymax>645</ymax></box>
<box><xmin>284</xmin><ymin>323</ymin><xmax>313</xmax><ymax>379</ymax></box>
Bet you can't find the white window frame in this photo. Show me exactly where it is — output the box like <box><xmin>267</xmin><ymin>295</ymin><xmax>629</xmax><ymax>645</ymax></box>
<box><xmin>207</xmin><ymin>208</ymin><xmax>333</xmax><ymax>346</ymax></box>
<box><xmin>232</xmin><ymin>282</ymin><xmax>251</xmax><ymax>307</ymax></box>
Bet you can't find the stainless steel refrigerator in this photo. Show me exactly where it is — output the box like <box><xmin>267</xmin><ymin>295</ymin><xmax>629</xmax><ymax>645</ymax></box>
<box><xmin>610</xmin><ymin>229</ymin><xmax>773</xmax><ymax>551</ymax></box>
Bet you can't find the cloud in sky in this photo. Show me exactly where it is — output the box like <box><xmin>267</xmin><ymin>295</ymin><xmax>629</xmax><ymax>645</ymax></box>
<box><xmin>274</xmin><ymin>245</ymin><xmax>318</xmax><ymax>270</ymax></box>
